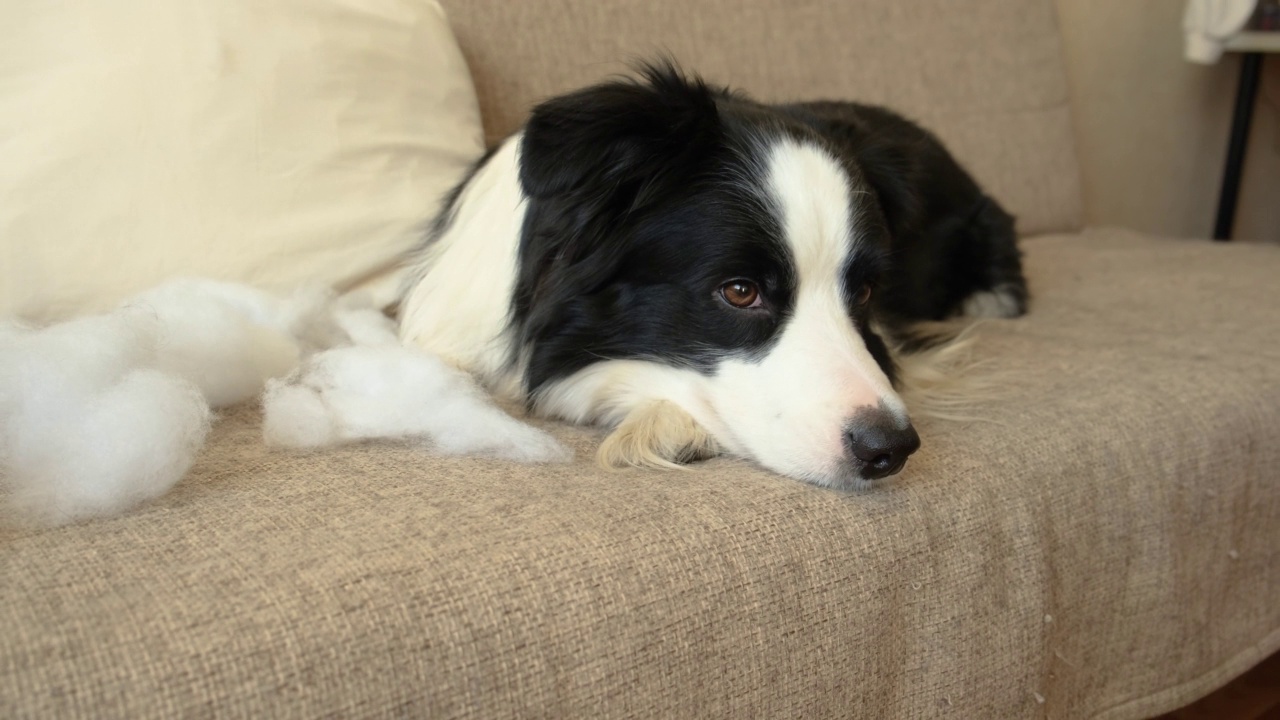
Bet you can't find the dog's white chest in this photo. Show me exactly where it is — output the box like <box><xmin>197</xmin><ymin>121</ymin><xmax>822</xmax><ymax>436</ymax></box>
<box><xmin>399</xmin><ymin>136</ymin><xmax>528</xmax><ymax>398</ymax></box>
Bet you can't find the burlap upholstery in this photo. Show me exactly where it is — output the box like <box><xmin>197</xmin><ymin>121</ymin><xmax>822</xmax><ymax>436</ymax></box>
<box><xmin>4</xmin><ymin>229</ymin><xmax>1279</xmax><ymax>718</ymax></box>
<box><xmin>437</xmin><ymin>0</ymin><xmax>1084</xmax><ymax>237</ymax></box>
<box><xmin>4</xmin><ymin>1</ymin><xmax>1278</xmax><ymax>716</ymax></box>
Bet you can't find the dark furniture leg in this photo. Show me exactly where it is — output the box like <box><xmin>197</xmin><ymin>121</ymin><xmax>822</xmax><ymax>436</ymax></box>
<box><xmin>1213</xmin><ymin>52</ymin><xmax>1263</xmax><ymax>241</ymax></box>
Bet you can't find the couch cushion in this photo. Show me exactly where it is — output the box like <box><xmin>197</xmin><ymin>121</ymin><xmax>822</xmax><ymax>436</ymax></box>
<box><xmin>2</xmin><ymin>229</ymin><xmax>1278</xmax><ymax>718</ymax></box>
<box><xmin>0</xmin><ymin>0</ymin><xmax>483</xmax><ymax>320</ymax></box>
<box><xmin>437</xmin><ymin>0</ymin><xmax>1083</xmax><ymax>237</ymax></box>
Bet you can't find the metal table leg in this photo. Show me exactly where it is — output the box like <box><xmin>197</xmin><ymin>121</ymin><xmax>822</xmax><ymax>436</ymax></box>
<box><xmin>1213</xmin><ymin>52</ymin><xmax>1263</xmax><ymax>241</ymax></box>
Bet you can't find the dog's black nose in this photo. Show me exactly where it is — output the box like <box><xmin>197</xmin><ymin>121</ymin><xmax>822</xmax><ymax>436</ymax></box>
<box><xmin>845</xmin><ymin>417</ymin><xmax>921</xmax><ymax>480</ymax></box>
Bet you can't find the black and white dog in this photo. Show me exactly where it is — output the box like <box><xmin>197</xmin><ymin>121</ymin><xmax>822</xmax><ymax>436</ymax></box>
<box><xmin>399</xmin><ymin>63</ymin><xmax>1026</xmax><ymax>489</ymax></box>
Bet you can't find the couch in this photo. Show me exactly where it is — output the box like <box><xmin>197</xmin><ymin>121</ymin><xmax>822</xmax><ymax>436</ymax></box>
<box><xmin>4</xmin><ymin>0</ymin><xmax>1279</xmax><ymax>717</ymax></box>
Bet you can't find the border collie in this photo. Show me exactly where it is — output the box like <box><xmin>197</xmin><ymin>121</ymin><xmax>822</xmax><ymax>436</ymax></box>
<box><xmin>399</xmin><ymin>63</ymin><xmax>1026</xmax><ymax>490</ymax></box>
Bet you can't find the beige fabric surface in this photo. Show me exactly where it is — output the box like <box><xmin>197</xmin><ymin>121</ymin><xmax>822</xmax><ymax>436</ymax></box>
<box><xmin>0</xmin><ymin>0</ymin><xmax>483</xmax><ymax>320</ymax></box>
<box><xmin>3</xmin><ymin>229</ymin><xmax>1278</xmax><ymax>718</ymax></box>
<box><xmin>437</xmin><ymin>0</ymin><xmax>1084</xmax><ymax>237</ymax></box>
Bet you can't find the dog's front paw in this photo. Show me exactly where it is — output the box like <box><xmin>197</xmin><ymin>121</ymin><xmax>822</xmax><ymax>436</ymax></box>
<box><xmin>960</xmin><ymin>283</ymin><xmax>1026</xmax><ymax>319</ymax></box>
<box><xmin>597</xmin><ymin>400</ymin><xmax>719</xmax><ymax>471</ymax></box>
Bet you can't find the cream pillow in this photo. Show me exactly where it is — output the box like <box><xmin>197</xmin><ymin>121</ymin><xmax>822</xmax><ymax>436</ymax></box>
<box><xmin>0</xmin><ymin>0</ymin><xmax>483</xmax><ymax>320</ymax></box>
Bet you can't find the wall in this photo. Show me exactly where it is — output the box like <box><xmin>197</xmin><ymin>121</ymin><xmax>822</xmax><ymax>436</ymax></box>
<box><xmin>1055</xmin><ymin>0</ymin><xmax>1279</xmax><ymax>242</ymax></box>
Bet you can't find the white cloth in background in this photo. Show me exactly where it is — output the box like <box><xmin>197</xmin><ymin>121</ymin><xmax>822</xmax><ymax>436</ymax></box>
<box><xmin>1184</xmin><ymin>0</ymin><xmax>1259</xmax><ymax>63</ymax></box>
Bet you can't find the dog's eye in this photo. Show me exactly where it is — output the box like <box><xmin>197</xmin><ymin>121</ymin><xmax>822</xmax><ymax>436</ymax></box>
<box><xmin>719</xmin><ymin>280</ymin><xmax>762</xmax><ymax>309</ymax></box>
<box><xmin>855</xmin><ymin>285</ymin><xmax>873</xmax><ymax>305</ymax></box>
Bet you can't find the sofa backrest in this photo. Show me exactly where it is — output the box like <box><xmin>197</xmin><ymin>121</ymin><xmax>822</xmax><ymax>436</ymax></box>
<box><xmin>437</xmin><ymin>0</ymin><xmax>1082</xmax><ymax>236</ymax></box>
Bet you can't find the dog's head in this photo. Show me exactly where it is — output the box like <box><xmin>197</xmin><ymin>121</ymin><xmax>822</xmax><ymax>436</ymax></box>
<box><xmin>514</xmin><ymin>64</ymin><xmax>919</xmax><ymax>488</ymax></box>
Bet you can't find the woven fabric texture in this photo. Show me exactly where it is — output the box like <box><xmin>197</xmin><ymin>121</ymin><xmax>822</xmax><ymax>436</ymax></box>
<box><xmin>3</xmin><ymin>229</ymin><xmax>1278</xmax><ymax>719</ymax></box>
<box><xmin>437</xmin><ymin>0</ymin><xmax>1083</xmax><ymax>236</ymax></box>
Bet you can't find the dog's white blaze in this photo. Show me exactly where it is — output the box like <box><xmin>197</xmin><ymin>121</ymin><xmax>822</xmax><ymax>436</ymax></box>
<box><xmin>399</xmin><ymin>136</ymin><xmax>526</xmax><ymax>397</ymax></box>
<box><xmin>702</xmin><ymin>139</ymin><xmax>907</xmax><ymax>482</ymax></box>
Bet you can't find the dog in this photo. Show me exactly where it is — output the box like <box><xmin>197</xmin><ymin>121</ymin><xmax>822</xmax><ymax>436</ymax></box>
<box><xmin>398</xmin><ymin>62</ymin><xmax>1027</xmax><ymax>490</ymax></box>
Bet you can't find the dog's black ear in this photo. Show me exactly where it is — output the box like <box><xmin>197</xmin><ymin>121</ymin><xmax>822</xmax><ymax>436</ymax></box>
<box><xmin>518</xmin><ymin>62</ymin><xmax>721</xmax><ymax>200</ymax></box>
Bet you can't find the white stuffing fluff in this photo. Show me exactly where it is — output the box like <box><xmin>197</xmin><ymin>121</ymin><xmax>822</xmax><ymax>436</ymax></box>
<box><xmin>0</xmin><ymin>310</ymin><xmax>211</xmax><ymax>527</ymax></box>
<box><xmin>263</xmin><ymin>345</ymin><xmax>571</xmax><ymax>463</ymax></box>
<box><xmin>124</xmin><ymin>279</ymin><xmax>409</xmax><ymax>408</ymax></box>
<box><xmin>332</xmin><ymin>307</ymin><xmax>400</xmax><ymax>347</ymax></box>
<box><xmin>2</xmin><ymin>278</ymin><xmax>569</xmax><ymax>527</ymax></box>
<box><xmin>128</xmin><ymin>280</ymin><xmax>304</xmax><ymax>408</ymax></box>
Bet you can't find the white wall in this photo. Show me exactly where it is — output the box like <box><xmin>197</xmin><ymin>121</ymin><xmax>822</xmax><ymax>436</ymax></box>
<box><xmin>1055</xmin><ymin>0</ymin><xmax>1279</xmax><ymax>242</ymax></box>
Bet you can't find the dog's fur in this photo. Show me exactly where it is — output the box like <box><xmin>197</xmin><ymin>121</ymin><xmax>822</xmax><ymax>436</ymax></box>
<box><xmin>399</xmin><ymin>63</ymin><xmax>1026</xmax><ymax>489</ymax></box>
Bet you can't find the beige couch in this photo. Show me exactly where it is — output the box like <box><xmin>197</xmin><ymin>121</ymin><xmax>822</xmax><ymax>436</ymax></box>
<box><xmin>4</xmin><ymin>0</ymin><xmax>1279</xmax><ymax>717</ymax></box>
